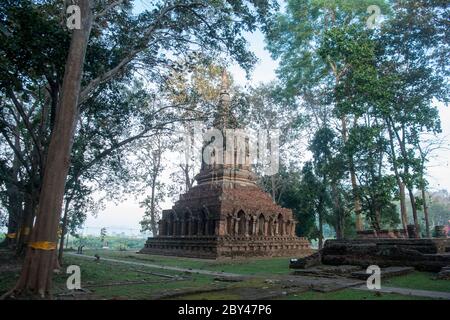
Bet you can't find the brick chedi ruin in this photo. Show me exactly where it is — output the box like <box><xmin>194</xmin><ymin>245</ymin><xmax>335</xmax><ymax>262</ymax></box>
<box><xmin>140</xmin><ymin>71</ymin><xmax>311</xmax><ymax>259</ymax></box>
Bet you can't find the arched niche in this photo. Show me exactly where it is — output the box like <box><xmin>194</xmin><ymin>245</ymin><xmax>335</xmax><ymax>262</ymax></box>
<box><xmin>257</xmin><ymin>213</ymin><xmax>265</xmax><ymax>236</ymax></box>
<box><xmin>237</xmin><ymin>210</ymin><xmax>246</xmax><ymax>235</ymax></box>
<box><xmin>168</xmin><ymin>212</ymin><xmax>175</xmax><ymax>236</ymax></box>
<box><xmin>268</xmin><ymin>215</ymin><xmax>275</xmax><ymax>236</ymax></box>
<box><xmin>286</xmin><ymin>219</ymin><xmax>292</xmax><ymax>236</ymax></box>
<box><xmin>226</xmin><ymin>214</ymin><xmax>234</xmax><ymax>235</ymax></box>
<box><xmin>277</xmin><ymin>213</ymin><xmax>284</xmax><ymax>235</ymax></box>
<box><xmin>199</xmin><ymin>210</ymin><xmax>208</xmax><ymax>235</ymax></box>
<box><xmin>248</xmin><ymin>215</ymin><xmax>255</xmax><ymax>236</ymax></box>
<box><xmin>183</xmin><ymin>211</ymin><xmax>191</xmax><ymax>236</ymax></box>
<box><xmin>191</xmin><ymin>213</ymin><xmax>198</xmax><ymax>235</ymax></box>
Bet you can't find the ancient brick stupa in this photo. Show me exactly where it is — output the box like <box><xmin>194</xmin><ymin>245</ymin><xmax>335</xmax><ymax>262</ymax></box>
<box><xmin>140</xmin><ymin>71</ymin><xmax>310</xmax><ymax>259</ymax></box>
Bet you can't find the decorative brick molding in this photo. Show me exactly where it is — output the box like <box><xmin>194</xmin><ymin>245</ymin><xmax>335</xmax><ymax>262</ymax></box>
<box><xmin>140</xmin><ymin>182</ymin><xmax>312</xmax><ymax>259</ymax></box>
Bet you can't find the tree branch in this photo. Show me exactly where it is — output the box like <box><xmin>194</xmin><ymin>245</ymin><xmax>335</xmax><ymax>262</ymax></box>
<box><xmin>94</xmin><ymin>0</ymin><xmax>125</xmax><ymax>21</ymax></box>
<box><xmin>0</xmin><ymin>125</ymin><xmax>31</xmax><ymax>177</ymax></box>
<box><xmin>6</xmin><ymin>89</ymin><xmax>43</xmax><ymax>167</ymax></box>
<box><xmin>79</xmin><ymin>2</ymin><xmax>205</xmax><ymax>105</ymax></box>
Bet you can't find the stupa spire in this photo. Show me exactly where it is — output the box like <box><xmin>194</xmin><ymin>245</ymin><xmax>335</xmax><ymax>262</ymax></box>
<box><xmin>214</xmin><ymin>68</ymin><xmax>235</xmax><ymax>129</ymax></box>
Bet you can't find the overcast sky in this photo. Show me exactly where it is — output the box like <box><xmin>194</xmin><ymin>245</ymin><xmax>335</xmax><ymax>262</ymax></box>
<box><xmin>83</xmin><ymin>27</ymin><xmax>450</xmax><ymax>235</ymax></box>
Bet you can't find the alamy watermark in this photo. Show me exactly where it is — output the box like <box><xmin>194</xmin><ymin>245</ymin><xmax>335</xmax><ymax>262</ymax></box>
<box><xmin>366</xmin><ymin>5</ymin><xmax>382</xmax><ymax>29</ymax></box>
<box><xmin>66</xmin><ymin>265</ymin><xmax>81</xmax><ymax>290</ymax></box>
<box><xmin>366</xmin><ymin>265</ymin><xmax>381</xmax><ymax>290</ymax></box>
<box><xmin>66</xmin><ymin>5</ymin><xmax>81</xmax><ymax>30</ymax></box>
<box><xmin>65</xmin><ymin>4</ymin><xmax>382</xmax><ymax>31</ymax></box>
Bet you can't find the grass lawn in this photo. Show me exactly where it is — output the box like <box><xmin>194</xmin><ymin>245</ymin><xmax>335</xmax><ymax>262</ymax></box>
<box><xmin>0</xmin><ymin>250</ymin><xmax>225</xmax><ymax>300</ymax></box>
<box><xmin>384</xmin><ymin>272</ymin><xmax>450</xmax><ymax>293</ymax></box>
<box><xmin>172</xmin><ymin>287</ymin><xmax>430</xmax><ymax>300</ymax></box>
<box><xmin>281</xmin><ymin>289</ymin><xmax>433</xmax><ymax>300</ymax></box>
<box><xmin>52</xmin><ymin>255</ymin><xmax>222</xmax><ymax>299</ymax></box>
<box><xmin>1</xmin><ymin>249</ymin><xmax>448</xmax><ymax>300</ymax></box>
<box><xmin>82</xmin><ymin>249</ymin><xmax>293</xmax><ymax>275</ymax></box>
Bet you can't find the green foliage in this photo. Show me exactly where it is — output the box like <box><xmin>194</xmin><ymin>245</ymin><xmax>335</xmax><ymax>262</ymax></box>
<box><xmin>0</xmin><ymin>0</ymin><xmax>70</xmax><ymax>91</ymax></box>
<box><xmin>265</xmin><ymin>0</ymin><xmax>449</xmax><ymax>236</ymax></box>
<box><xmin>265</xmin><ymin>0</ymin><xmax>389</xmax><ymax>98</ymax></box>
<box><xmin>347</xmin><ymin>125</ymin><xmax>399</xmax><ymax>230</ymax></box>
<box><xmin>276</xmin><ymin>164</ymin><xmax>318</xmax><ymax>239</ymax></box>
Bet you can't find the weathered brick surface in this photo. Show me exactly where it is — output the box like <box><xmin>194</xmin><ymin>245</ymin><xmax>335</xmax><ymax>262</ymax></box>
<box><xmin>321</xmin><ymin>239</ymin><xmax>450</xmax><ymax>272</ymax></box>
<box><xmin>140</xmin><ymin>180</ymin><xmax>312</xmax><ymax>259</ymax></box>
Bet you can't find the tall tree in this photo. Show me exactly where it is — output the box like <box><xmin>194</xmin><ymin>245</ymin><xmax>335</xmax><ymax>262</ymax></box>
<box><xmin>346</xmin><ymin>124</ymin><xmax>399</xmax><ymax>231</ymax></box>
<box><xmin>11</xmin><ymin>0</ymin><xmax>93</xmax><ymax>298</ymax></box>
<box><xmin>309</xmin><ymin>127</ymin><xmax>349</xmax><ymax>239</ymax></box>
<box><xmin>296</xmin><ymin>161</ymin><xmax>329</xmax><ymax>249</ymax></box>
<box><xmin>2</xmin><ymin>0</ymin><xmax>279</xmax><ymax>298</ymax></box>
<box><xmin>415</xmin><ymin>135</ymin><xmax>449</xmax><ymax>237</ymax></box>
<box><xmin>376</xmin><ymin>0</ymin><xmax>449</xmax><ymax>236</ymax></box>
<box><xmin>138</xmin><ymin>136</ymin><xmax>166</xmax><ymax>237</ymax></box>
<box><xmin>164</xmin><ymin>62</ymin><xmax>232</xmax><ymax>197</ymax></box>
<box><xmin>244</xmin><ymin>83</ymin><xmax>306</xmax><ymax>202</ymax></box>
<box><xmin>265</xmin><ymin>0</ymin><xmax>389</xmax><ymax>231</ymax></box>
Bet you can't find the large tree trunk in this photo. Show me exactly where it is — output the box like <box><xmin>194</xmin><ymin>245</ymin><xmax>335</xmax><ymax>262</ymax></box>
<box><xmin>58</xmin><ymin>197</ymin><xmax>72</xmax><ymax>265</ymax></box>
<box><xmin>9</xmin><ymin>1</ymin><xmax>92</xmax><ymax>298</ymax></box>
<box><xmin>417</xmin><ymin>143</ymin><xmax>431</xmax><ymax>238</ymax></box>
<box><xmin>421</xmin><ymin>188</ymin><xmax>431</xmax><ymax>238</ymax></box>
<box><xmin>4</xmin><ymin>182</ymin><xmax>21</xmax><ymax>248</ymax></box>
<box><xmin>407</xmin><ymin>187</ymin><xmax>420</xmax><ymax>238</ymax></box>
<box><xmin>149</xmin><ymin>175</ymin><xmax>158</xmax><ymax>237</ymax></box>
<box><xmin>15</xmin><ymin>119</ymin><xmax>44</xmax><ymax>254</ymax></box>
<box><xmin>399</xmin><ymin>180</ymin><xmax>408</xmax><ymax>232</ymax></box>
<box><xmin>2</xmin><ymin>130</ymin><xmax>22</xmax><ymax>248</ymax></box>
<box><xmin>318</xmin><ymin>210</ymin><xmax>324</xmax><ymax>250</ymax></box>
<box><xmin>317</xmin><ymin>182</ymin><xmax>325</xmax><ymax>249</ymax></box>
<box><xmin>331</xmin><ymin>183</ymin><xmax>344</xmax><ymax>240</ymax></box>
<box><xmin>340</xmin><ymin>116</ymin><xmax>362</xmax><ymax>232</ymax></box>
<box><xmin>350</xmin><ymin>164</ymin><xmax>363</xmax><ymax>231</ymax></box>
<box><xmin>374</xmin><ymin>208</ymin><xmax>382</xmax><ymax>232</ymax></box>
<box><xmin>15</xmin><ymin>191</ymin><xmax>37</xmax><ymax>256</ymax></box>
<box><xmin>385</xmin><ymin>120</ymin><xmax>408</xmax><ymax>232</ymax></box>
<box><xmin>149</xmin><ymin>145</ymin><xmax>163</xmax><ymax>237</ymax></box>
<box><xmin>391</xmin><ymin>120</ymin><xmax>420</xmax><ymax>238</ymax></box>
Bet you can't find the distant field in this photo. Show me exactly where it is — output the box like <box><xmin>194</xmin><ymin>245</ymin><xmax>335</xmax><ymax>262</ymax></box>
<box><xmin>66</xmin><ymin>235</ymin><xmax>147</xmax><ymax>251</ymax></box>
